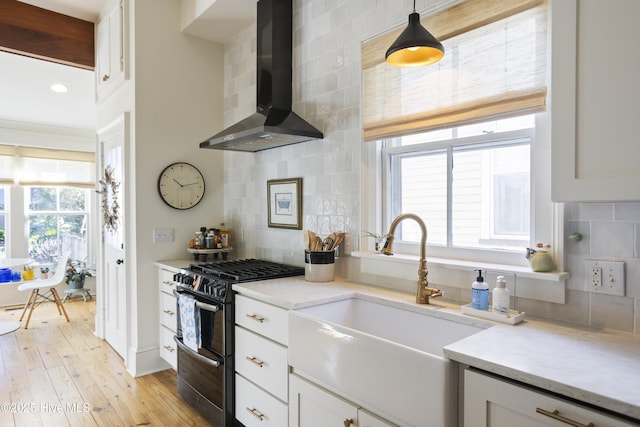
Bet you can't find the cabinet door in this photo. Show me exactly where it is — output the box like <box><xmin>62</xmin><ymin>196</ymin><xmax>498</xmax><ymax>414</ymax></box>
<box><xmin>464</xmin><ymin>370</ymin><xmax>636</xmax><ymax>427</ymax></box>
<box><xmin>289</xmin><ymin>374</ymin><xmax>357</xmax><ymax>427</ymax></box>
<box><xmin>235</xmin><ymin>294</ymin><xmax>289</xmax><ymax>345</ymax></box>
<box><xmin>235</xmin><ymin>374</ymin><xmax>288</xmax><ymax>427</ymax></box>
<box><xmin>551</xmin><ymin>0</ymin><xmax>640</xmax><ymax>201</ymax></box>
<box><xmin>159</xmin><ymin>291</ymin><xmax>177</xmax><ymax>331</ymax></box>
<box><xmin>96</xmin><ymin>1</ymin><xmax>125</xmax><ymax>97</ymax></box>
<box><xmin>235</xmin><ymin>327</ymin><xmax>288</xmax><ymax>401</ymax></box>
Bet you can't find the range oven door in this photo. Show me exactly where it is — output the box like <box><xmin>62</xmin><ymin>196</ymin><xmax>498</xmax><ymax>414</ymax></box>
<box><xmin>174</xmin><ymin>336</ymin><xmax>227</xmax><ymax>425</ymax></box>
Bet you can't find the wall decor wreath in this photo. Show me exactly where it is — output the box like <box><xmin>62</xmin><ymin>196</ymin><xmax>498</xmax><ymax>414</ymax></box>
<box><xmin>97</xmin><ymin>165</ymin><xmax>120</xmax><ymax>234</ymax></box>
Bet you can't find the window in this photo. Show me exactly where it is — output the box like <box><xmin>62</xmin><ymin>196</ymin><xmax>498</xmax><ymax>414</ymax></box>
<box><xmin>27</xmin><ymin>186</ymin><xmax>90</xmax><ymax>264</ymax></box>
<box><xmin>361</xmin><ymin>0</ymin><xmax>551</xmax><ymax>267</ymax></box>
<box><xmin>384</xmin><ymin>116</ymin><xmax>533</xmax><ymax>253</ymax></box>
<box><xmin>0</xmin><ymin>144</ymin><xmax>95</xmax><ymax>266</ymax></box>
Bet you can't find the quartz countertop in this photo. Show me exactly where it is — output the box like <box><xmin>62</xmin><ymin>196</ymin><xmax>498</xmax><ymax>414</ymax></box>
<box><xmin>231</xmin><ymin>275</ymin><xmax>640</xmax><ymax>422</ymax></box>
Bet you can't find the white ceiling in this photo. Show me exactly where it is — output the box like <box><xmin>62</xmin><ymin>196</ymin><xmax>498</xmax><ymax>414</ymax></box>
<box><xmin>1</xmin><ymin>0</ymin><xmax>255</xmax><ymax>132</ymax></box>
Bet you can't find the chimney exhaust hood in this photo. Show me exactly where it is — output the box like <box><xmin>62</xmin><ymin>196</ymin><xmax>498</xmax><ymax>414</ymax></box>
<box><xmin>200</xmin><ymin>0</ymin><xmax>323</xmax><ymax>152</ymax></box>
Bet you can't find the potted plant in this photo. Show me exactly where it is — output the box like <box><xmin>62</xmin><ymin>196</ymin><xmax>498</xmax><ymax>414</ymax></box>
<box><xmin>40</xmin><ymin>266</ymin><xmax>49</xmax><ymax>280</ymax></box>
<box><xmin>65</xmin><ymin>259</ymin><xmax>93</xmax><ymax>290</ymax></box>
<box><xmin>362</xmin><ymin>231</ymin><xmax>388</xmax><ymax>253</ymax></box>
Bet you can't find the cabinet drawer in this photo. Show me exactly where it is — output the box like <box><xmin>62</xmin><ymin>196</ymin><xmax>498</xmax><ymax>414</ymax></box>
<box><xmin>235</xmin><ymin>374</ymin><xmax>288</xmax><ymax>427</ymax></box>
<box><xmin>160</xmin><ymin>291</ymin><xmax>177</xmax><ymax>330</ymax></box>
<box><xmin>158</xmin><ymin>268</ymin><xmax>176</xmax><ymax>295</ymax></box>
<box><xmin>235</xmin><ymin>326</ymin><xmax>288</xmax><ymax>401</ymax></box>
<box><xmin>159</xmin><ymin>325</ymin><xmax>177</xmax><ymax>369</ymax></box>
<box><xmin>465</xmin><ymin>370</ymin><xmax>636</xmax><ymax>427</ymax></box>
<box><xmin>235</xmin><ymin>294</ymin><xmax>289</xmax><ymax>345</ymax></box>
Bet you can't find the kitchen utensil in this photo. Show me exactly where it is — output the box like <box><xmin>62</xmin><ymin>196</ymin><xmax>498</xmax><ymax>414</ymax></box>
<box><xmin>313</xmin><ymin>236</ymin><xmax>324</xmax><ymax>251</ymax></box>
<box><xmin>322</xmin><ymin>237</ymin><xmax>334</xmax><ymax>251</ymax></box>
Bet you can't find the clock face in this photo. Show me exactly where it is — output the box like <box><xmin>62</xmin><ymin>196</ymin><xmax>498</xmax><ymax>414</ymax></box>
<box><xmin>157</xmin><ymin>162</ymin><xmax>205</xmax><ymax>209</ymax></box>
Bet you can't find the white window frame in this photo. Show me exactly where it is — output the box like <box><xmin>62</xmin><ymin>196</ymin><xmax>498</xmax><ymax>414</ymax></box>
<box><xmin>361</xmin><ymin>112</ymin><xmax>563</xmax><ymax>270</ymax></box>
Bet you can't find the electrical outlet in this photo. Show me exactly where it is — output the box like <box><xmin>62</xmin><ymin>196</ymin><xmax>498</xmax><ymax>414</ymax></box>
<box><xmin>153</xmin><ymin>228</ymin><xmax>173</xmax><ymax>244</ymax></box>
<box><xmin>584</xmin><ymin>260</ymin><xmax>625</xmax><ymax>296</ymax></box>
<box><xmin>591</xmin><ymin>267</ymin><xmax>602</xmax><ymax>287</ymax></box>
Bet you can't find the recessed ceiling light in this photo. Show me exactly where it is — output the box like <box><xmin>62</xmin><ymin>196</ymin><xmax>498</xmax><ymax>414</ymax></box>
<box><xmin>50</xmin><ymin>83</ymin><xmax>68</xmax><ymax>93</ymax></box>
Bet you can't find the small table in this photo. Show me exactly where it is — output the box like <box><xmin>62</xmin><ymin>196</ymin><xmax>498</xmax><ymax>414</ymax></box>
<box><xmin>63</xmin><ymin>288</ymin><xmax>92</xmax><ymax>302</ymax></box>
<box><xmin>0</xmin><ymin>322</ymin><xmax>20</xmax><ymax>335</ymax></box>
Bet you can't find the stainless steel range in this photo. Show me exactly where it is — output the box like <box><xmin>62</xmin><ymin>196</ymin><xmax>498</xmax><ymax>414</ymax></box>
<box><xmin>173</xmin><ymin>259</ymin><xmax>304</xmax><ymax>426</ymax></box>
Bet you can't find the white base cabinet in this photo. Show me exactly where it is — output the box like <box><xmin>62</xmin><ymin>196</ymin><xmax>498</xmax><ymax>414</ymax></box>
<box><xmin>464</xmin><ymin>369</ymin><xmax>636</xmax><ymax>427</ymax></box>
<box><xmin>289</xmin><ymin>374</ymin><xmax>396</xmax><ymax>427</ymax></box>
<box><xmin>157</xmin><ymin>267</ymin><xmax>177</xmax><ymax>369</ymax></box>
<box><xmin>235</xmin><ymin>294</ymin><xmax>290</xmax><ymax>426</ymax></box>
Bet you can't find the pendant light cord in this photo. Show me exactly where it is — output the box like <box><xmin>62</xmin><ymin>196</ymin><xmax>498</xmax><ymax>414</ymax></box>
<box><xmin>413</xmin><ymin>0</ymin><xmax>416</xmax><ymax>13</ymax></box>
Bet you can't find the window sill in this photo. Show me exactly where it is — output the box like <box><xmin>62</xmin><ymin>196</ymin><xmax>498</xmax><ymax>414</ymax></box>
<box><xmin>352</xmin><ymin>251</ymin><xmax>568</xmax><ymax>282</ymax></box>
<box><xmin>351</xmin><ymin>251</ymin><xmax>569</xmax><ymax>303</ymax></box>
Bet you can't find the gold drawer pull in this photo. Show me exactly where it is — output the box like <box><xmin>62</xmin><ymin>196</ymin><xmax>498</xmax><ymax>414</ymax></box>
<box><xmin>343</xmin><ymin>418</ymin><xmax>353</xmax><ymax>427</ymax></box>
<box><xmin>246</xmin><ymin>356</ymin><xmax>265</xmax><ymax>367</ymax></box>
<box><xmin>162</xmin><ymin>280</ymin><xmax>172</xmax><ymax>286</ymax></box>
<box><xmin>163</xmin><ymin>345</ymin><xmax>175</xmax><ymax>352</ymax></box>
<box><xmin>102</xmin><ymin>74</ymin><xmax>110</xmax><ymax>81</ymax></box>
<box><xmin>163</xmin><ymin>309</ymin><xmax>174</xmax><ymax>316</ymax></box>
<box><xmin>245</xmin><ymin>313</ymin><xmax>265</xmax><ymax>323</ymax></box>
<box><xmin>536</xmin><ymin>408</ymin><xmax>594</xmax><ymax>427</ymax></box>
<box><xmin>246</xmin><ymin>407</ymin><xmax>265</xmax><ymax>421</ymax></box>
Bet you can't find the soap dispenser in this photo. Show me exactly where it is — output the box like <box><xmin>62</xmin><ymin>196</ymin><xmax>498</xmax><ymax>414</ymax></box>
<box><xmin>492</xmin><ymin>275</ymin><xmax>510</xmax><ymax>314</ymax></box>
<box><xmin>471</xmin><ymin>269</ymin><xmax>489</xmax><ymax>310</ymax></box>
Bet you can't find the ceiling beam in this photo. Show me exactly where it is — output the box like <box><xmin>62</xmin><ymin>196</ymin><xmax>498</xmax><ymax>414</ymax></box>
<box><xmin>0</xmin><ymin>0</ymin><xmax>94</xmax><ymax>70</ymax></box>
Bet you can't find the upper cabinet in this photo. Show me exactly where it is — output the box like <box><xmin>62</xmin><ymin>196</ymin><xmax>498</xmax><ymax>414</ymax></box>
<box><xmin>551</xmin><ymin>0</ymin><xmax>640</xmax><ymax>201</ymax></box>
<box><xmin>96</xmin><ymin>0</ymin><xmax>128</xmax><ymax>101</ymax></box>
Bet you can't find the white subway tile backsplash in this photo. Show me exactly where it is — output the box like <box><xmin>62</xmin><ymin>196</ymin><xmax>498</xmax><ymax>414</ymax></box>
<box><xmin>591</xmin><ymin>221</ymin><xmax>634</xmax><ymax>259</ymax></box>
<box><xmin>590</xmin><ymin>293</ymin><xmax>634</xmax><ymax>332</ymax></box>
<box><xmin>221</xmin><ymin>1</ymin><xmax>640</xmax><ymax>334</ymax></box>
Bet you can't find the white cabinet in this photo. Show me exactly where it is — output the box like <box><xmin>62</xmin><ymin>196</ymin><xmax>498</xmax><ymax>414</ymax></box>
<box><xmin>289</xmin><ymin>374</ymin><xmax>396</xmax><ymax>427</ymax></box>
<box><xmin>464</xmin><ymin>369</ymin><xmax>635</xmax><ymax>427</ymax></box>
<box><xmin>96</xmin><ymin>0</ymin><xmax>126</xmax><ymax>99</ymax></box>
<box><xmin>235</xmin><ymin>294</ymin><xmax>290</xmax><ymax>426</ymax></box>
<box><xmin>551</xmin><ymin>0</ymin><xmax>640</xmax><ymax>201</ymax></box>
<box><xmin>157</xmin><ymin>267</ymin><xmax>177</xmax><ymax>369</ymax></box>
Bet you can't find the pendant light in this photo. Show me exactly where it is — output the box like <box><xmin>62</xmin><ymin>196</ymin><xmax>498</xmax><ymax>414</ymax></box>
<box><xmin>385</xmin><ymin>0</ymin><xmax>444</xmax><ymax>68</ymax></box>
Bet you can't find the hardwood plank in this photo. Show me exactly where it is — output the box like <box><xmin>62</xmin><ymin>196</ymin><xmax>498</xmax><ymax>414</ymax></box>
<box><xmin>0</xmin><ymin>299</ymin><xmax>214</xmax><ymax>427</ymax></box>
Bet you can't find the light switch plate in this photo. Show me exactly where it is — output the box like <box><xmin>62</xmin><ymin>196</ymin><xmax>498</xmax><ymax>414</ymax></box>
<box><xmin>153</xmin><ymin>228</ymin><xmax>173</xmax><ymax>244</ymax></box>
<box><xmin>584</xmin><ymin>260</ymin><xmax>625</xmax><ymax>296</ymax></box>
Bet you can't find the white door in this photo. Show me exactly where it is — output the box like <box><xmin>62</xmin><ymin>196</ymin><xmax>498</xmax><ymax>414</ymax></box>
<box><xmin>97</xmin><ymin>114</ymin><xmax>127</xmax><ymax>359</ymax></box>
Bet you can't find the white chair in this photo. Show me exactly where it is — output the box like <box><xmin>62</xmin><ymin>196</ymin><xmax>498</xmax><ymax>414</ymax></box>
<box><xmin>18</xmin><ymin>252</ymin><xmax>70</xmax><ymax>329</ymax></box>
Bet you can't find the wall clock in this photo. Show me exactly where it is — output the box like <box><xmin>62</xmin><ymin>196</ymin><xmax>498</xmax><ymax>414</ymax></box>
<box><xmin>157</xmin><ymin>162</ymin><xmax>205</xmax><ymax>209</ymax></box>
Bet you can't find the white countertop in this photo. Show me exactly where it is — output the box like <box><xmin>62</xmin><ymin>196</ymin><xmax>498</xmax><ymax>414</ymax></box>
<box><xmin>231</xmin><ymin>275</ymin><xmax>640</xmax><ymax>422</ymax></box>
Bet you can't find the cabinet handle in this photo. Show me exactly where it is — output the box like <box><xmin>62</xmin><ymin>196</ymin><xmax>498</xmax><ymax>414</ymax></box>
<box><xmin>246</xmin><ymin>407</ymin><xmax>265</xmax><ymax>421</ymax></box>
<box><xmin>245</xmin><ymin>356</ymin><xmax>265</xmax><ymax>367</ymax></box>
<box><xmin>102</xmin><ymin>74</ymin><xmax>110</xmax><ymax>81</ymax></box>
<box><xmin>163</xmin><ymin>309</ymin><xmax>174</xmax><ymax>316</ymax></box>
<box><xmin>162</xmin><ymin>280</ymin><xmax>172</xmax><ymax>286</ymax></box>
<box><xmin>246</xmin><ymin>313</ymin><xmax>265</xmax><ymax>323</ymax></box>
<box><xmin>163</xmin><ymin>345</ymin><xmax>175</xmax><ymax>352</ymax></box>
<box><xmin>536</xmin><ymin>408</ymin><xmax>594</xmax><ymax>427</ymax></box>
<box><xmin>343</xmin><ymin>418</ymin><xmax>353</xmax><ymax>427</ymax></box>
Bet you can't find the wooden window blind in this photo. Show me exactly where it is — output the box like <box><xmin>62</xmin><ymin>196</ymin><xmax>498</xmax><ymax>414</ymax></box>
<box><xmin>362</xmin><ymin>0</ymin><xmax>547</xmax><ymax>141</ymax></box>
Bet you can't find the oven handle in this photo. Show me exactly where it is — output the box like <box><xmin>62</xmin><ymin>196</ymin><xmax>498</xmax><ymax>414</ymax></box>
<box><xmin>173</xmin><ymin>336</ymin><xmax>221</xmax><ymax>368</ymax></box>
<box><xmin>173</xmin><ymin>290</ymin><xmax>220</xmax><ymax>313</ymax></box>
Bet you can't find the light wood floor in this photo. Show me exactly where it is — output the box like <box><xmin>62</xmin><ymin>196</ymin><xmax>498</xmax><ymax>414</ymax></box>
<box><xmin>0</xmin><ymin>297</ymin><xmax>213</xmax><ymax>426</ymax></box>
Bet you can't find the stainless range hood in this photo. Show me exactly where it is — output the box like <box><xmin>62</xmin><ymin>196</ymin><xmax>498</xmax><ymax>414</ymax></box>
<box><xmin>200</xmin><ymin>0</ymin><xmax>323</xmax><ymax>152</ymax></box>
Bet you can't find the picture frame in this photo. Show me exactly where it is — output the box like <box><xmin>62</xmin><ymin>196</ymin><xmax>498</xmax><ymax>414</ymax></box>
<box><xmin>267</xmin><ymin>178</ymin><xmax>302</xmax><ymax>229</ymax></box>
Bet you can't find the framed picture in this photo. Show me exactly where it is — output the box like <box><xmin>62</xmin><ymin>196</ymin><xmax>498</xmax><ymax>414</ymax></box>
<box><xmin>267</xmin><ymin>178</ymin><xmax>302</xmax><ymax>229</ymax></box>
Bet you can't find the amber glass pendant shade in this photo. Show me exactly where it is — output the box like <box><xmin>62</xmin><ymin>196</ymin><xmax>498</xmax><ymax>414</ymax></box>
<box><xmin>385</xmin><ymin>11</ymin><xmax>444</xmax><ymax>67</ymax></box>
